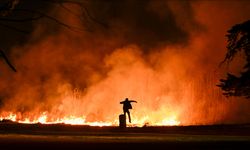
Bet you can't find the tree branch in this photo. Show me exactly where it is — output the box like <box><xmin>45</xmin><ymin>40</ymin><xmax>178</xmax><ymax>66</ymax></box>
<box><xmin>13</xmin><ymin>8</ymin><xmax>85</xmax><ymax>32</ymax></box>
<box><xmin>0</xmin><ymin>22</ymin><xmax>29</xmax><ymax>33</ymax></box>
<box><xmin>0</xmin><ymin>15</ymin><xmax>44</xmax><ymax>22</ymax></box>
<box><xmin>0</xmin><ymin>49</ymin><xmax>17</xmax><ymax>72</ymax></box>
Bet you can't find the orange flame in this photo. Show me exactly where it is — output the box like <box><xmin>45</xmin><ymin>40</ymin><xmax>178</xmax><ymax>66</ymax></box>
<box><xmin>0</xmin><ymin>111</ymin><xmax>180</xmax><ymax>127</ymax></box>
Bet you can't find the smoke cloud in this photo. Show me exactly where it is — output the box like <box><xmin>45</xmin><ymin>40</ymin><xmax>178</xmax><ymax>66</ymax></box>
<box><xmin>0</xmin><ymin>0</ymin><xmax>250</xmax><ymax>125</ymax></box>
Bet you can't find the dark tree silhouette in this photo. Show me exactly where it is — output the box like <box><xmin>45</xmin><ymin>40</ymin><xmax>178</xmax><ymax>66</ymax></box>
<box><xmin>218</xmin><ymin>20</ymin><xmax>250</xmax><ymax>98</ymax></box>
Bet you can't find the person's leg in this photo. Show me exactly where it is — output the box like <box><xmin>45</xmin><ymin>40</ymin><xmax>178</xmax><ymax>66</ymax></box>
<box><xmin>123</xmin><ymin>108</ymin><xmax>127</xmax><ymax>123</ymax></box>
<box><xmin>127</xmin><ymin>111</ymin><xmax>131</xmax><ymax>123</ymax></box>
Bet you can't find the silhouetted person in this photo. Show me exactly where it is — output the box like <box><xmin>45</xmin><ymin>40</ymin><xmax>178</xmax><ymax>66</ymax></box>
<box><xmin>120</xmin><ymin>98</ymin><xmax>137</xmax><ymax>123</ymax></box>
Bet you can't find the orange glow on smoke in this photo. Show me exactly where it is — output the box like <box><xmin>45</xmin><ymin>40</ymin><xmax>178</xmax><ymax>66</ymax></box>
<box><xmin>1</xmin><ymin>1</ymin><xmax>250</xmax><ymax>127</ymax></box>
<box><xmin>0</xmin><ymin>42</ymin><xmax>245</xmax><ymax>127</ymax></box>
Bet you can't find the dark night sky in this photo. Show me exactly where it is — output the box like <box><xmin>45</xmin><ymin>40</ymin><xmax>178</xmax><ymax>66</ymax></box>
<box><xmin>0</xmin><ymin>0</ymin><xmax>54</xmax><ymax>51</ymax></box>
<box><xmin>0</xmin><ymin>0</ymin><xmax>202</xmax><ymax>52</ymax></box>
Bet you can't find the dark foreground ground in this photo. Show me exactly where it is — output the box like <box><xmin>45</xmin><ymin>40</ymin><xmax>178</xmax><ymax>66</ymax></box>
<box><xmin>1</xmin><ymin>121</ymin><xmax>250</xmax><ymax>150</ymax></box>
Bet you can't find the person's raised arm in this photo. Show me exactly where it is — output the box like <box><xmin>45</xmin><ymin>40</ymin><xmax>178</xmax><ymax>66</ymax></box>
<box><xmin>129</xmin><ymin>100</ymin><xmax>137</xmax><ymax>103</ymax></box>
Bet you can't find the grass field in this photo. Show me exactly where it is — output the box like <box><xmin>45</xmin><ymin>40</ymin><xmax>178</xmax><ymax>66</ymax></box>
<box><xmin>1</xmin><ymin>121</ymin><xmax>250</xmax><ymax>149</ymax></box>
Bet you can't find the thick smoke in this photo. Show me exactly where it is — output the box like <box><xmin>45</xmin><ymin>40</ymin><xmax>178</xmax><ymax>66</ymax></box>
<box><xmin>0</xmin><ymin>0</ymin><xmax>250</xmax><ymax>125</ymax></box>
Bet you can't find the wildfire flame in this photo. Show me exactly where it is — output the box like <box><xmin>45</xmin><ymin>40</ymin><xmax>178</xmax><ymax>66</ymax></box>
<box><xmin>0</xmin><ymin>111</ymin><xmax>180</xmax><ymax>127</ymax></box>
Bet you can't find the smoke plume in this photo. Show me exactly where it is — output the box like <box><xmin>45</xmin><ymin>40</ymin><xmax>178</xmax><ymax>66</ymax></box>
<box><xmin>0</xmin><ymin>0</ymin><xmax>250</xmax><ymax>125</ymax></box>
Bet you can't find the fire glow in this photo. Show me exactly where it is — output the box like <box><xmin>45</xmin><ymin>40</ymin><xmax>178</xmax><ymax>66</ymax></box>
<box><xmin>0</xmin><ymin>83</ymin><xmax>182</xmax><ymax>127</ymax></box>
<box><xmin>0</xmin><ymin>43</ymin><xmax>238</xmax><ymax>127</ymax></box>
<box><xmin>0</xmin><ymin>112</ymin><xmax>113</xmax><ymax>126</ymax></box>
<box><xmin>0</xmin><ymin>112</ymin><xmax>180</xmax><ymax>127</ymax></box>
<box><xmin>1</xmin><ymin>1</ymin><xmax>250</xmax><ymax>128</ymax></box>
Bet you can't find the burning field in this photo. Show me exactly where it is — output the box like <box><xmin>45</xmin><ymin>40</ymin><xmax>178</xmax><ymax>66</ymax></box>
<box><xmin>1</xmin><ymin>0</ymin><xmax>250</xmax><ymax>128</ymax></box>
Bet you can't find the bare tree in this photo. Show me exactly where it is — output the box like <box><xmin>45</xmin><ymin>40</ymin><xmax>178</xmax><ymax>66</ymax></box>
<box><xmin>0</xmin><ymin>0</ymin><xmax>106</xmax><ymax>72</ymax></box>
<box><xmin>218</xmin><ymin>20</ymin><xmax>250</xmax><ymax>98</ymax></box>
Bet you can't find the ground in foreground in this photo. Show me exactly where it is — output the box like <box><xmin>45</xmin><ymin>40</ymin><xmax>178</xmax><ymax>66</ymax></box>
<box><xmin>0</xmin><ymin>122</ymin><xmax>250</xmax><ymax>150</ymax></box>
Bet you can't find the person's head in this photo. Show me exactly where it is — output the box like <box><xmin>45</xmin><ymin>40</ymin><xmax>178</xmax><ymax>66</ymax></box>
<box><xmin>125</xmin><ymin>98</ymin><xmax>129</xmax><ymax>101</ymax></box>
